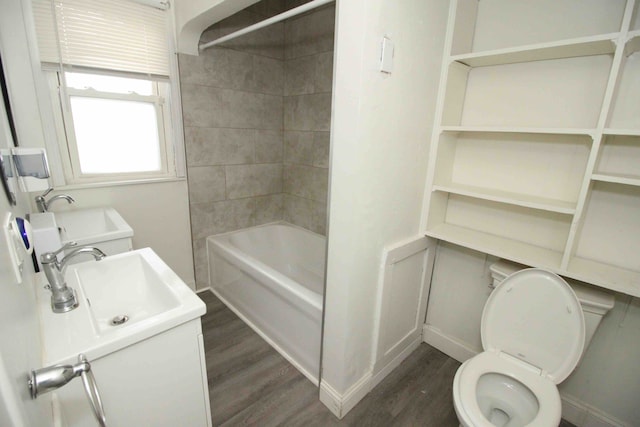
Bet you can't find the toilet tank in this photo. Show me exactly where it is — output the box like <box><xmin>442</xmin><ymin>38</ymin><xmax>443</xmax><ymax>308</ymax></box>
<box><xmin>489</xmin><ymin>260</ymin><xmax>614</xmax><ymax>352</ymax></box>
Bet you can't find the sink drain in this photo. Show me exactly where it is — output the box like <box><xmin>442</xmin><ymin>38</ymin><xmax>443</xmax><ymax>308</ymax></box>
<box><xmin>110</xmin><ymin>315</ymin><xmax>129</xmax><ymax>326</ymax></box>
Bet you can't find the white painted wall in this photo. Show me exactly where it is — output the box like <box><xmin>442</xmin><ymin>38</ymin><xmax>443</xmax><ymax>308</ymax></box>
<box><xmin>321</xmin><ymin>0</ymin><xmax>448</xmax><ymax>414</ymax></box>
<box><xmin>1</xmin><ymin>0</ymin><xmax>196</xmax><ymax>290</ymax></box>
<box><xmin>0</xmin><ymin>1</ymin><xmax>53</xmax><ymax>424</ymax></box>
<box><xmin>0</xmin><ymin>180</ymin><xmax>51</xmax><ymax>427</ymax></box>
<box><xmin>426</xmin><ymin>242</ymin><xmax>640</xmax><ymax>427</ymax></box>
<box><xmin>43</xmin><ymin>181</ymin><xmax>195</xmax><ymax>289</ymax></box>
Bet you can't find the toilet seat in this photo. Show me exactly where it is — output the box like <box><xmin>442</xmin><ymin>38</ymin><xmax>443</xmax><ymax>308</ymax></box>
<box><xmin>481</xmin><ymin>268</ymin><xmax>585</xmax><ymax>384</ymax></box>
<box><xmin>453</xmin><ymin>268</ymin><xmax>586</xmax><ymax>426</ymax></box>
<box><xmin>453</xmin><ymin>351</ymin><xmax>561</xmax><ymax>427</ymax></box>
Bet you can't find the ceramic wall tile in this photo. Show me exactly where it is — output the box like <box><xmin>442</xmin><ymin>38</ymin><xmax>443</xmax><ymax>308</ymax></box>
<box><xmin>192</xmin><ymin>237</ymin><xmax>209</xmax><ymax>289</ymax></box>
<box><xmin>247</xmin><ymin>0</ymin><xmax>286</xmax><ymax>17</ymax></box>
<box><xmin>315</xmin><ymin>51</ymin><xmax>334</xmax><ymax>93</ymax></box>
<box><xmin>252</xmin><ymin>55</ymin><xmax>284</xmax><ymax>95</ymax></box>
<box><xmin>283</xmin><ymin>194</ymin><xmax>325</xmax><ymax>234</ymax></box>
<box><xmin>255</xmin><ymin>194</ymin><xmax>284</xmax><ymax>225</ymax></box>
<box><xmin>190</xmin><ymin>199</ymin><xmax>255</xmax><ymax>240</ymax></box>
<box><xmin>310</xmin><ymin>199</ymin><xmax>327</xmax><ymax>235</ymax></box>
<box><xmin>181</xmin><ymin>84</ymin><xmax>219</xmax><ymax>127</ymax></box>
<box><xmin>224</xmin><ymin>22</ymin><xmax>285</xmax><ymax>60</ymax></box>
<box><xmin>284</xmin><ymin>56</ymin><xmax>315</xmax><ymax>96</ymax></box>
<box><xmin>283</xmin><ymin>194</ymin><xmax>313</xmax><ymax>230</ymax></box>
<box><xmin>284</xmin><ymin>93</ymin><xmax>331</xmax><ymax>131</ymax></box>
<box><xmin>226</xmin><ymin>164</ymin><xmax>283</xmax><ymax>199</ymax></box>
<box><xmin>184</xmin><ymin>127</ymin><xmax>255</xmax><ymax>166</ymax></box>
<box><xmin>284</xmin><ymin>5</ymin><xmax>335</xmax><ymax>59</ymax></box>
<box><xmin>255</xmin><ymin>130</ymin><xmax>284</xmax><ymax>163</ymax></box>
<box><xmin>312</xmin><ymin>131</ymin><xmax>330</xmax><ymax>168</ymax></box>
<box><xmin>284</xmin><ymin>131</ymin><xmax>314</xmax><ymax>165</ymax></box>
<box><xmin>178</xmin><ymin>53</ymin><xmax>209</xmax><ymax>87</ymax></box>
<box><xmin>188</xmin><ymin>165</ymin><xmax>226</xmax><ymax>204</ymax></box>
<box><xmin>181</xmin><ymin>0</ymin><xmax>334</xmax><ymax>243</ymax></box>
<box><xmin>208</xmin><ymin>89</ymin><xmax>283</xmax><ymax>130</ymax></box>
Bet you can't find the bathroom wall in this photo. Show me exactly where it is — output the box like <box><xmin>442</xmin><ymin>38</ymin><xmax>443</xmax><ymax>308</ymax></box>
<box><xmin>282</xmin><ymin>3</ymin><xmax>334</xmax><ymax>235</ymax></box>
<box><xmin>0</xmin><ymin>0</ymin><xmax>196</xmax><ymax>291</ymax></box>
<box><xmin>321</xmin><ymin>0</ymin><xmax>449</xmax><ymax>415</ymax></box>
<box><xmin>179</xmin><ymin>0</ymin><xmax>335</xmax><ymax>289</ymax></box>
<box><xmin>425</xmin><ymin>242</ymin><xmax>640</xmax><ymax>427</ymax></box>
<box><xmin>179</xmin><ymin>4</ymin><xmax>286</xmax><ymax>289</ymax></box>
<box><xmin>0</xmin><ymin>1</ymin><xmax>55</xmax><ymax>424</ymax></box>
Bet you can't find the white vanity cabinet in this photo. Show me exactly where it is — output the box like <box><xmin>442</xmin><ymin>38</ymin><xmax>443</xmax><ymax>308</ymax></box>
<box><xmin>52</xmin><ymin>320</ymin><xmax>211</xmax><ymax>427</ymax></box>
<box><xmin>34</xmin><ymin>249</ymin><xmax>212</xmax><ymax>427</ymax></box>
<box><xmin>422</xmin><ymin>0</ymin><xmax>640</xmax><ymax>297</ymax></box>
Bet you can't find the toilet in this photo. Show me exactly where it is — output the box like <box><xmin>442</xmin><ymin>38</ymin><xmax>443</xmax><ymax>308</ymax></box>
<box><xmin>452</xmin><ymin>261</ymin><xmax>614</xmax><ymax>427</ymax></box>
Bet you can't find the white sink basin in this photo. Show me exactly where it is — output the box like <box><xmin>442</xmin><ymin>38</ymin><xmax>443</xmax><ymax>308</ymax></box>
<box><xmin>36</xmin><ymin>248</ymin><xmax>205</xmax><ymax>365</ymax></box>
<box><xmin>73</xmin><ymin>251</ymin><xmax>182</xmax><ymax>335</ymax></box>
<box><xmin>56</xmin><ymin>207</ymin><xmax>133</xmax><ymax>246</ymax></box>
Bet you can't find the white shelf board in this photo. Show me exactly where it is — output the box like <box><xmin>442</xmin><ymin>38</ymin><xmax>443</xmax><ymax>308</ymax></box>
<box><xmin>440</xmin><ymin>126</ymin><xmax>595</xmax><ymax>136</ymax></box>
<box><xmin>568</xmin><ymin>257</ymin><xmax>640</xmax><ymax>298</ymax></box>
<box><xmin>626</xmin><ymin>31</ymin><xmax>640</xmax><ymax>56</ymax></box>
<box><xmin>426</xmin><ymin>223</ymin><xmax>563</xmax><ymax>269</ymax></box>
<box><xmin>451</xmin><ymin>33</ymin><xmax>618</xmax><ymax>68</ymax></box>
<box><xmin>591</xmin><ymin>173</ymin><xmax>640</xmax><ymax>187</ymax></box>
<box><xmin>433</xmin><ymin>184</ymin><xmax>577</xmax><ymax>214</ymax></box>
<box><xmin>603</xmin><ymin>128</ymin><xmax>640</xmax><ymax>136</ymax></box>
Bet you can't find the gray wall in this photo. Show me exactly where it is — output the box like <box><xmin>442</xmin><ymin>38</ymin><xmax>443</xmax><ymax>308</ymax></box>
<box><xmin>179</xmin><ymin>1</ymin><xmax>334</xmax><ymax>289</ymax></box>
<box><xmin>283</xmin><ymin>4</ymin><xmax>334</xmax><ymax>235</ymax></box>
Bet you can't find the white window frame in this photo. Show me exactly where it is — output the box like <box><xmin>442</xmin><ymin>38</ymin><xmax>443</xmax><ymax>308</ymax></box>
<box><xmin>46</xmin><ymin>69</ymin><xmax>179</xmax><ymax>185</ymax></box>
<box><xmin>30</xmin><ymin>0</ymin><xmax>187</xmax><ymax>188</ymax></box>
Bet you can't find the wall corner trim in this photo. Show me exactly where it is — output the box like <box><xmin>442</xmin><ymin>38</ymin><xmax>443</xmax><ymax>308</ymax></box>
<box><xmin>319</xmin><ymin>371</ymin><xmax>373</xmax><ymax>419</ymax></box>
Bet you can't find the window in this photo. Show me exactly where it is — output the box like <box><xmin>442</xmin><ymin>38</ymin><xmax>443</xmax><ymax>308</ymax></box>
<box><xmin>32</xmin><ymin>0</ymin><xmax>182</xmax><ymax>184</ymax></box>
<box><xmin>50</xmin><ymin>71</ymin><xmax>175</xmax><ymax>182</ymax></box>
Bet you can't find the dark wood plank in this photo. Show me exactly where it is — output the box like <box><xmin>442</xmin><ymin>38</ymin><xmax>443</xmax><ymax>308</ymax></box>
<box><xmin>198</xmin><ymin>290</ymin><xmax>577</xmax><ymax>427</ymax></box>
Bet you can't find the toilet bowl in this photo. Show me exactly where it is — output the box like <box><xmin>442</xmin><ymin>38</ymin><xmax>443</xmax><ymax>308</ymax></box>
<box><xmin>452</xmin><ymin>268</ymin><xmax>585</xmax><ymax>427</ymax></box>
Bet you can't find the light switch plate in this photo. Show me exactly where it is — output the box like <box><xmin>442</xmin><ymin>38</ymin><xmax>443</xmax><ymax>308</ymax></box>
<box><xmin>380</xmin><ymin>36</ymin><xmax>394</xmax><ymax>73</ymax></box>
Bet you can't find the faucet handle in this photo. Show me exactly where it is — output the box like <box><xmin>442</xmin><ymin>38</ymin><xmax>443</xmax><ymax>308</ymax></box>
<box><xmin>38</xmin><ymin>188</ymin><xmax>54</xmax><ymax>199</ymax></box>
<box><xmin>41</xmin><ymin>241</ymin><xmax>77</xmax><ymax>263</ymax></box>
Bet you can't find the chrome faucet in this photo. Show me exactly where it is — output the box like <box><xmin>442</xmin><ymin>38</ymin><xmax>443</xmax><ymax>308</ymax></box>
<box><xmin>41</xmin><ymin>242</ymin><xmax>107</xmax><ymax>313</ymax></box>
<box><xmin>35</xmin><ymin>188</ymin><xmax>75</xmax><ymax>213</ymax></box>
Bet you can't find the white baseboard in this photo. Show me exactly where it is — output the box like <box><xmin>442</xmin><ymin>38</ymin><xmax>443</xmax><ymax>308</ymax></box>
<box><xmin>195</xmin><ymin>287</ymin><xmax>211</xmax><ymax>294</ymax></box>
<box><xmin>319</xmin><ymin>336</ymin><xmax>423</xmax><ymax>419</ymax></box>
<box><xmin>423</xmin><ymin>324</ymin><xmax>626</xmax><ymax>427</ymax></box>
<box><xmin>561</xmin><ymin>393</ymin><xmax>628</xmax><ymax>427</ymax></box>
<box><xmin>319</xmin><ymin>372</ymin><xmax>373</xmax><ymax>419</ymax></box>
<box><xmin>319</xmin><ymin>332</ymin><xmax>424</xmax><ymax>419</ymax></box>
<box><xmin>371</xmin><ymin>335</ymin><xmax>422</xmax><ymax>390</ymax></box>
<box><xmin>422</xmin><ymin>324</ymin><xmax>480</xmax><ymax>362</ymax></box>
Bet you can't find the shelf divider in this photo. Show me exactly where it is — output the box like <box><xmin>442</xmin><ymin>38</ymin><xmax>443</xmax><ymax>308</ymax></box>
<box><xmin>426</xmin><ymin>223</ymin><xmax>564</xmax><ymax>269</ymax></box>
<box><xmin>433</xmin><ymin>184</ymin><xmax>577</xmax><ymax>214</ymax></box>
<box><xmin>625</xmin><ymin>31</ymin><xmax>640</xmax><ymax>56</ymax></box>
<box><xmin>603</xmin><ymin>128</ymin><xmax>640</xmax><ymax>136</ymax></box>
<box><xmin>591</xmin><ymin>173</ymin><xmax>640</xmax><ymax>187</ymax></box>
<box><xmin>568</xmin><ymin>257</ymin><xmax>640</xmax><ymax>298</ymax></box>
<box><xmin>440</xmin><ymin>125</ymin><xmax>596</xmax><ymax>136</ymax></box>
<box><xmin>451</xmin><ymin>33</ymin><xmax>619</xmax><ymax>67</ymax></box>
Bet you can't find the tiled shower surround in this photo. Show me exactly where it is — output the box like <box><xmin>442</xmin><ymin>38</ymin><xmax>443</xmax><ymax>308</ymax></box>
<box><xmin>179</xmin><ymin>0</ymin><xmax>334</xmax><ymax>289</ymax></box>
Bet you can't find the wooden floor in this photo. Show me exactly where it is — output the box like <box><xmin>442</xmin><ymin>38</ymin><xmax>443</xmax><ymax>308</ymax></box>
<box><xmin>199</xmin><ymin>291</ymin><xmax>576</xmax><ymax>427</ymax></box>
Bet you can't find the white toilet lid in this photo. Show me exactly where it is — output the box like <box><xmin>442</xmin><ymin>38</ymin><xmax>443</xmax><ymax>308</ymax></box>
<box><xmin>481</xmin><ymin>268</ymin><xmax>585</xmax><ymax>384</ymax></box>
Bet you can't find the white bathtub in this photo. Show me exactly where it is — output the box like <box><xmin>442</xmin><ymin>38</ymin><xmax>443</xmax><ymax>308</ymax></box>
<box><xmin>207</xmin><ymin>221</ymin><xmax>325</xmax><ymax>384</ymax></box>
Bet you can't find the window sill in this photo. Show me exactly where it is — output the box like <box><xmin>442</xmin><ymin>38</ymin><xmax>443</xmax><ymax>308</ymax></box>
<box><xmin>55</xmin><ymin>176</ymin><xmax>187</xmax><ymax>191</ymax></box>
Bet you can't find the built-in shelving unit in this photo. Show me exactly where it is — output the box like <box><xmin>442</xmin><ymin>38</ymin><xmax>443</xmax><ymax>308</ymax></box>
<box><xmin>422</xmin><ymin>0</ymin><xmax>640</xmax><ymax>297</ymax></box>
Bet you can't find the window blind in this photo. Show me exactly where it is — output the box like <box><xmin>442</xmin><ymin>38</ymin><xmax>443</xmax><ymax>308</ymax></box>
<box><xmin>32</xmin><ymin>0</ymin><xmax>170</xmax><ymax>77</ymax></box>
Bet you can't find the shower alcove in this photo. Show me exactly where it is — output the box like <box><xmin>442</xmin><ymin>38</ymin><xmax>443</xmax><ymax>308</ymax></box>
<box><xmin>177</xmin><ymin>0</ymin><xmax>335</xmax><ymax>384</ymax></box>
